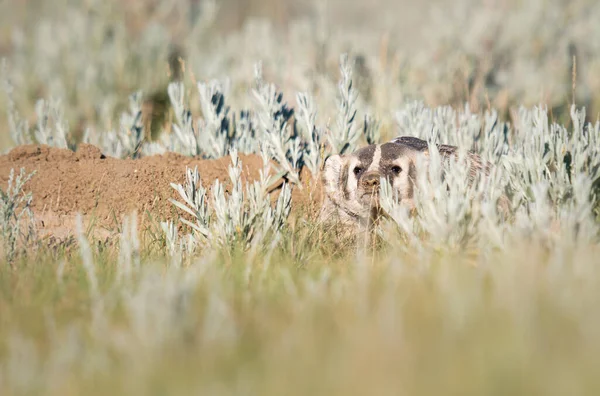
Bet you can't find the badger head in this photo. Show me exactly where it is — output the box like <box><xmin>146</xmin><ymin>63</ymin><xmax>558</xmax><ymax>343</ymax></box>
<box><xmin>320</xmin><ymin>141</ymin><xmax>425</xmax><ymax>228</ymax></box>
<box><xmin>319</xmin><ymin>136</ymin><xmax>489</xmax><ymax>229</ymax></box>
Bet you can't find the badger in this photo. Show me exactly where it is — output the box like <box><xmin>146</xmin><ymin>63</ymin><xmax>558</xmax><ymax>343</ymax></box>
<box><xmin>319</xmin><ymin>136</ymin><xmax>503</xmax><ymax>231</ymax></box>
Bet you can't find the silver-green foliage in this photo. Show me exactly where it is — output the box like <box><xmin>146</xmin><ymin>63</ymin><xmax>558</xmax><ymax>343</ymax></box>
<box><xmin>2</xmin><ymin>61</ymin><xmax>33</xmax><ymax>148</ymax></box>
<box><xmin>296</xmin><ymin>92</ymin><xmax>325</xmax><ymax>177</ymax></box>
<box><xmin>252</xmin><ymin>63</ymin><xmax>302</xmax><ymax>185</ymax></box>
<box><xmin>169</xmin><ymin>148</ymin><xmax>292</xmax><ymax>253</ymax></box>
<box><xmin>328</xmin><ymin>54</ymin><xmax>361</xmax><ymax>155</ymax></box>
<box><xmin>34</xmin><ymin>98</ymin><xmax>70</xmax><ymax>150</ymax></box>
<box><xmin>0</xmin><ymin>168</ymin><xmax>37</xmax><ymax>264</ymax></box>
<box><xmin>83</xmin><ymin>91</ymin><xmax>146</xmax><ymax>158</ymax></box>
<box><xmin>381</xmin><ymin>103</ymin><xmax>600</xmax><ymax>256</ymax></box>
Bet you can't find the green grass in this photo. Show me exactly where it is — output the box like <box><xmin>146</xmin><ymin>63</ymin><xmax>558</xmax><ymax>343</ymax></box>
<box><xmin>2</xmin><ymin>216</ymin><xmax>600</xmax><ymax>396</ymax></box>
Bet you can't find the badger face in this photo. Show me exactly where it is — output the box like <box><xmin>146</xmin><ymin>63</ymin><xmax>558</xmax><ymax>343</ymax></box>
<box><xmin>321</xmin><ymin>141</ymin><xmax>425</xmax><ymax>226</ymax></box>
<box><xmin>346</xmin><ymin>143</ymin><xmax>418</xmax><ymax>208</ymax></box>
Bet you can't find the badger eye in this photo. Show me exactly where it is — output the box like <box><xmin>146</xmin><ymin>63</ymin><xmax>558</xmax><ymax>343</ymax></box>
<box><xmin>353</xmin><ymin>166</ymin><xmax>363</xmax><ymax>176</ymax></box>
<box><xmin>391</xmin><ymin>165</ymin><xmax>402</xmax><ymax>174</ymax></box>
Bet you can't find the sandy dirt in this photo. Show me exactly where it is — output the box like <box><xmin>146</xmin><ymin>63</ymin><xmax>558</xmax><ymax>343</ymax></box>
<box><xmin>0</xmin><ymin>144</ymin><xmax>322</xmax><ymax>242</ymax></box>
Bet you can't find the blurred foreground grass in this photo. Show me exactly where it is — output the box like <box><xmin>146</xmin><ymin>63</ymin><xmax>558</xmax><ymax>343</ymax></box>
<box><xmin>2</xmin><ymin>233</ymin><xmax>600</xmax><ymax>395</ymax></box>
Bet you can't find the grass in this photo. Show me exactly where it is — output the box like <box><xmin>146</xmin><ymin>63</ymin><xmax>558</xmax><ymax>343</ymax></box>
<box><xmin>2</xmin><ymin>231</ymin><xmax>600</xmax><ymax>395</ymax></box>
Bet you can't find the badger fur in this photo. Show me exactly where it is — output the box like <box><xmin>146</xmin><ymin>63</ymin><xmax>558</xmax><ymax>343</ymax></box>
<box><xmin>319</xmin><ymin>136</ymin><xmax>503</xmax><ymax>231</ymax></box>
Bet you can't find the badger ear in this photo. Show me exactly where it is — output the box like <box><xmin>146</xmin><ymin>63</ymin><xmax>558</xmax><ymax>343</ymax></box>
<box><xmin>322</xmin><ymin>154</ymin><xmax>345</xmax><ymax>195</ymax></box>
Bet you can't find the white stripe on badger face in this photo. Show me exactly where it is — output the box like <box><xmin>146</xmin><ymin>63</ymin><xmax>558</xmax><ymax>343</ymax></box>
<box><xmin>346</xmin><ymin>156</ymin><xmax>361</xmax><ymax>200</ymax></box>
<box><xmin>367</xmin><ymin>145</ymin><xmax>381</xmax><ymax>173</ymax></box>
<box><xmin>391</xmin><ymin>156</ymin><xmax>414</xmax><ymax>202</ymax></box>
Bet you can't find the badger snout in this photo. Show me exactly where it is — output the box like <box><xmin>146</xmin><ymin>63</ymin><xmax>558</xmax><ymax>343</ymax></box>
<box><xmin>360</xmin><ymin>171</ymin><xmax>381</xmax><ymax>198</ymax></box>
<box><xmin>361</xmin><ymin>171</ymin><xmax>380</xmax><ymax>188</ymax></box>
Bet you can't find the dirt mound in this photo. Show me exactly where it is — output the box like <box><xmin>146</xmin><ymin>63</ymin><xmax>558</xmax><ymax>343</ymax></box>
<box><xmin>0</xmin><ymin>144</ymin><xmax>322</xmax><ymax>241</ymax></box>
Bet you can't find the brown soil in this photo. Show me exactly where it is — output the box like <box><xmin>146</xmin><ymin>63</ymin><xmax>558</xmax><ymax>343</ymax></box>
<box><xmin>0</xmin><ymin>144</ymin><xmax>323</xmax><ymax>242</ymax></box>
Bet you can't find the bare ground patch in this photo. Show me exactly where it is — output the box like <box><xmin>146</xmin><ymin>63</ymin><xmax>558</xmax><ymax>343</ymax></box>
<box><xmin>0</xmin><ymin>144</ymin><xmax>322</xmax><ymax>241</ymax></box>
